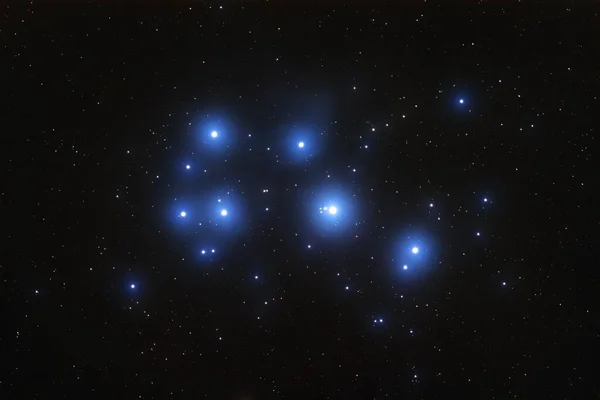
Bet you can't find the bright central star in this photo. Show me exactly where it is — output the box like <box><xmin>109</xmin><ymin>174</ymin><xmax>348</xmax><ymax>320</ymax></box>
<box><xmin>180</xmin><ymin>211</ymin><xmax>187</xmax><ymax>217</ymax></box>
<box><xmin>220</xmin><ymin>209</ymin><xmax>228</xmax><ymax>216</ymax></box>
<box><xmin>459</xmin><ymin>99</ymin><xmax>464</xmax><ymax>104</ymax></box>
<box><xmin>211</xmin><ymin>130</ymin><xmax>218</xmax><ymax>138</ymax></box>
<box><xmin>328</xmin><ymin>206</ymin><xmax>338</xmax><ymax>215</ymax></box>
<box><xmin>298</xmin><ymin>141</ymin><xmax>305</xmax><ymax>148</ymax></box>
<box><xmin>411</xmin><ymin>246</ymin><xmax>419</xmax><ymax>254</ymax></box>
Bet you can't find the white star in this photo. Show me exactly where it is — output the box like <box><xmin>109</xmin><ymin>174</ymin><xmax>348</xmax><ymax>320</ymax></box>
<box><xmin>211</xmin><ymin>130</ymin><xmax>218</xmax><ymax>138</ymax></box>
<box><xmin>220</xmin><ymin>209</ymin><xmax>228</xmax><ymax>216</ymax></box>
<box><xmin>201</xmin><ymin>250</ymin><xmax>206</xmax><ymax>255</ymax></box>
<box><xmin>411</xmin><ymin>246</ymin><xmax>419</xmax><ymax>254</ymax></box>
<box><xmin>328</xmin><ymin>206</ymin><xmax>338</xmax><ymax>215</ymax></box>
<box><xmin>298</xmin><ymin>141</ymin><xmax>305</xmax><ymax>148</ymax></box>
<box><xmin>459</xmin><ymin>99</ymin><xmax>464</xmax><ymax>104</ymax></box>
<box><xmin>186</xmin><ymin>164</ymin><xmax>190</xmax><ymax>170</ymax></box>
<box><xmin>180</xmin><ymin>211</ymin><xmax>187</xmax><ymax>217</ymax></box>
<box><xmin>403</xmin><ymin>265</ymin><xmax>408</xmax><ymax>270</ymax></box>
<box><xmin>130</xmin><ymin>284</ymin><xmax>135</xmax><ymax>289</ymax></box>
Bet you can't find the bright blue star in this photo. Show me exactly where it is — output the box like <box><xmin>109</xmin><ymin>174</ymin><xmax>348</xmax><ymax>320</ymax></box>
<box><xmin>130</xmin><ymin>284</ymin><xmax>135</xmax><ymax>289</ymax></box>
<box><xmin>282</xmin><ymin>123</ymin><xmax>322</xmax><ymax>164</ymax></box>
<box><xmin>391</xmin><ymin>232</ymin><xmax>435</xmax><ymax>279</ymax></box>
<box><xmin>186</xmin><ymin>164</ymin><xmax>191</xmax><ymax>170</ymax></box>
<box><xmin>220</xmin><ymin>209</ymin><xmax>228</xmax><ymax>217</ymax></box>
<box><xmin>194</xmin><ymin>114</ymin><xmax>238</xmax><ymax>153</ymax></box>
<box><xmin>180</xmin><ymin>211</ymin><xmax>187</xmax><ymax>218</ymax></box>
<box><xmin>307</xmin><ymin>184</ymin><xmax>358</xmax><ymax>236</ymax></box>
<box><xmin>459</xmin><ymin>98</ymin><xmax>464</xmax><ymax>104</ymax></box>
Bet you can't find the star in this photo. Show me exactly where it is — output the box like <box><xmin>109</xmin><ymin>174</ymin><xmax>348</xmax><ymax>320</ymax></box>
<box><xmin>403</xmin><ymin>265</ymin><xmax>408</xmax><ymax>270</ymax></box>
<box><xmin>186</xmin><ymin>164</ymin><xmax>191</xmax><ymax>170</ymax></box>
<box><xmin>328</xmin><ymin>206</ymin><xmax>338</xmax><ymax>215</ymax></box>
<box><xmin>255</xmin><ymin>275</ymin><xmax>259</xmax><ymax>280</ymax></box>
<box><xmin>298</xmin><ymin>141</ymin><xmax>305</xmax><ymax>148</ymax></box>
<box><xmin>130</xmin><ymin>284</ymin><xmax>135</xmax><ymax>289</ymax></box>
<box><xmin>201</xmin><ymin>250</ymin><xmax>206</xmax><ymax>255</ymax></box>
<box><xmin>211</xmin><ymin>130</ymin><xmax>218</xmax><ymax>138</ymax></box>
<box><xmin>459</xmin><ymin>98</ymin><xmax>464</xmax><ymax>104</ymax></box>
<box><xmin>411</xmin><ymin>246</ymin><xmax>419</xmax><ymax>254</ymax></box>
<box><xmin>220</xmin><ymin>209</ymin><xmax>228</xmax><ymax>216</ymax></box>
<box><xmin>180</xmin><ymin>211</ymin><xmax>187</xmax><ymax>217</ymax></box>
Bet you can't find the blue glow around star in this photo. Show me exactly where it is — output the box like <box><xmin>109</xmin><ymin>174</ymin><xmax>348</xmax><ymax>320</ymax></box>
<box><xmin>305</xmin><ymin>184</ymin><xmax>359</xmax><ymax>236</ymax></box>
<box><xmin>391</xmin><ymin>232</ymin><xmax>435</xmax><ymax>279</ymax></box>
<box><xmin>194</xmin><ymin>113</ymin><xmax>238</xmax><ymax>153</ymax></box>
<box><xmin>281</xmin><ymin>123</ymin><xmax>323</xmax><ymax>164</ymax></box>
<box><xmin>207</xmin><ymin>190</ymin><xmax>246</xmax><ymax>234</ymax></box>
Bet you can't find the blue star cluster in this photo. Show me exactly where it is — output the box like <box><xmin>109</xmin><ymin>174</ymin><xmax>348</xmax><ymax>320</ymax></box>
<box><xmin>4</xmin><ymin>4</ymin><xmax>596</xmax><ymax>399</ymax></box>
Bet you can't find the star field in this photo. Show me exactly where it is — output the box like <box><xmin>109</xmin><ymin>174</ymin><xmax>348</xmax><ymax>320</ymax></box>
<box><xmin>1</xmin><ymin>2</ymin><xmax>599</xmax><ymax>399</ymax></box>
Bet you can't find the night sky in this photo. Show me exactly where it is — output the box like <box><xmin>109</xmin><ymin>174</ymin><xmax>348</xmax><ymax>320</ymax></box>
<box><xmin>2</xmin><ymin>2</ymin><xmax>599</xmax><ymax>399</ymax></box>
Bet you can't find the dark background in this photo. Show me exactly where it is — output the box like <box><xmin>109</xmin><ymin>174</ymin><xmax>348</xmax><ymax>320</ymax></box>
<box><xmin>1</xmin><ymin>1</ymin><xmax>598</xmax><ymax>399</ymax></box>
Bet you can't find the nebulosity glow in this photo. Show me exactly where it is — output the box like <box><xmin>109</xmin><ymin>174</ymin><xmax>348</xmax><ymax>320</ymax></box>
<box><xmin>306</xmin><ymin>184</ymin><xmax>358</xmax><ymax>237</ymax></box>
<box><xmin>391</xmin><ymin>232</ymin><xmax>435</xmax><ymax>278</ymax></box>
<box><xmin>194</xmin><ymin>114</ymin><xmax>238</xmax><ymax>153</ymax></box>
<box><xmin>282</xmin><ymin>123</ymin><xmax>323</xmax><ymax>164</ymax></box>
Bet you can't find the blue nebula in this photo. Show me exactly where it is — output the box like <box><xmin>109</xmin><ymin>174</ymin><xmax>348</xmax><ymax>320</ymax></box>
<box><xmin>281</xmin><ymin>122</ymin><xmax>323</xmax><ymax>165</ymax></box>
<box><xmin>194</xmin><ymin>113</ymin><xmax>239</xmax><ymax>153</ymax></box>
<box><xmin>304</xmin><ymin>183</ymin><xmax>359</xmax><ymax>237</ymax></box>
<box><xmin>207</xmin><ymin>190</ymin><xmax>246</xmax><ymax>235</ymax></box>
<box><xmin>391</xmin><ymin>231</ymin><xmax>435</xmax><ymax>279</ymax></box>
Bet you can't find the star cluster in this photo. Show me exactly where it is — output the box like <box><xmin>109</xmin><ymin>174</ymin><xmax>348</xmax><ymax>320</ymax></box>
<box><xmin>2</xmin><ymin>3</ymin><xmax>596</xmax><ymax>399</ymax></box>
